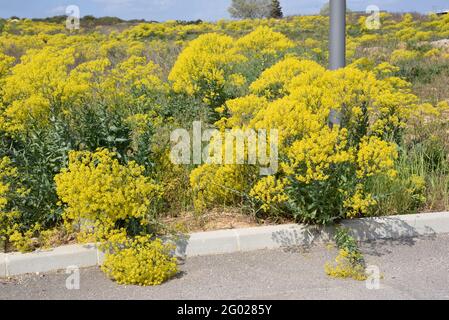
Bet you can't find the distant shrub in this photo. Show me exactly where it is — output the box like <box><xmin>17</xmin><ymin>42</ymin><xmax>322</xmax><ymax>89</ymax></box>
<box><xmin>390</xmin><ymin>49</ymin><xmax>419</xmax><ymax>65</ymax></box>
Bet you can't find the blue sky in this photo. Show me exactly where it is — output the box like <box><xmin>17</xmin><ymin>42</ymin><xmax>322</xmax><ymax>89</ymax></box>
<box><xmin>1</xmin><ymin>0</ymin><xmax>448</xmax><ymax>21</ymax></box>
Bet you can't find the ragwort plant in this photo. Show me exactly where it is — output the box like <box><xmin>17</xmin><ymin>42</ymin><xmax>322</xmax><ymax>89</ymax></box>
<box><xmin>101</xmin><ymin>235</ymin><xmax>178</xmax><ymax>286</ymax></box>
<box><xmin>191</xmin><ymin>57</ymin><xmax>412</xmax><ymax>225</ymax></box>
<box><xmin>325</xmin><ymin>227</ymin><xmax>367</xmax><ymax>281</ymax></box>
<box><xmin>54</xmin><ymin>149</ymin><xmax>178</xmax><ymax>286</ymax></box>
<box><xmin>54</xmin><ymin>149</ymin><xmax>163</xmax><ymax>241</ymax></box>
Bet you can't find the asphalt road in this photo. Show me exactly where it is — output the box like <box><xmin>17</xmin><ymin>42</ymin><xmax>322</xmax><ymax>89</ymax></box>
<box><xmin>1</xmin><ymin>234</ymin><xmax>449</xmax><ymax>300</ymax></box>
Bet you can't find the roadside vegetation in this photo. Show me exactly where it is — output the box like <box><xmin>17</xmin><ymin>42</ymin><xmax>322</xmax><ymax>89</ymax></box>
<box><xmin>325</xmin><ymin>227</ymin><xmax>367</xmax><ymax>281</ymax></box>
<box><xmin>0</xmin><ymin>11</ymin><xmax>448</xmax><ymax>284</ymax></box>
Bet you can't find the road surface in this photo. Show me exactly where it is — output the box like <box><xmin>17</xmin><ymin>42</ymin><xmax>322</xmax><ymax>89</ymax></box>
<box><xmin>1</xmin><ymin>234</ymin><xmax>449</xmax><ymax>300</ymax></box>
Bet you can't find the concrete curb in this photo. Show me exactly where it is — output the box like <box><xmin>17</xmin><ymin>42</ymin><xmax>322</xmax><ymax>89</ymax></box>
<box><xmin>0</xmin><ymin>254</ymin><xmax>6</xmax><ymax>278</ymax></box>
<box><xmin>5</xmin><ymin>244</ymin><xmax>100</xmax><ymax>277</ymax></box>
<box><xmin>1</xmin><ymin>211</ymin><xmax>449</xmax><ymax>277</ymax></box>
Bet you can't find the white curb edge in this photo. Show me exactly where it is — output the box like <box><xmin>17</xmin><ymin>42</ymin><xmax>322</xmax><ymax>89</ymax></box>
<box><xmin>1</xmin><ymin>211</ymin><xmax>449</xmax><ymax>277</ymax></box>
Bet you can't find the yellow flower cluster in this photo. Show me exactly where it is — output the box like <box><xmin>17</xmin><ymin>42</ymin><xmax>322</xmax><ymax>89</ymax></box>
<box><xmin>1</xmin><ymin>11</ymin><xmax>447</xmax><ymax>238</ymax></box>
<box><xmin>169</xmin><ymin>33</ymin><xmax>244</xmax><ymax>101</ymax></box>
<box><xmin>233</xmin><ymin>26</ymin><xmax>294</xmax><ymax>59</ymax></box>
<box><xmin>0</xmin><ymin>157</ymin><xmax>16</xmax><ymax>212</ymax></box>
<box><xmin>356</xmin><ymin>137</ymin><xmax>398</xmax><ymax>179</ymax></box>
<box><xmin>219</xmin><ymin>95</ymin><xmax>269</xmax><ymax>128</ymax></box>
<box><xmin>284</xmin><ymin>129</ymin><xmax>353</xmax><ymax>183</ymax></box>
<box><xmin>0</xmin><ymin>39</ymin><xmax>166</xmax><ymax>134</ymax></box>
<box><xmin>0</xmin><ymin>157</ymin><xmax>37</xmax><ymax>252</ymax></box>
<box><xmin>249</xmin><ymin>57</ymin><xmax>324</xmax><ymax>99</ymax></box>
<box><xmin>191</xmin><ymin>58</ymin><xmax>409</xmax><ymax>220</ymax></box>
<box><xmin>249</xmin><ymin>176</ymin><xmax>289</xmax><ymax>212</ymax></box>
<box><xmin>7</xmin><ymin>224</ymin><xmax>40</xmax><ymax>253</ymax></box>
<box><xmin>1</xmin><ymin>47</ymin><xmax>75</xmax><ymax>133</ymax></box>
<box><xmin>169</xmin><ymin>27</ymin><xmax>294</xmax><ymax>106</ymax></box>
<box><xmin>344</xmin><ymin>185</ymin><xmax>378</xmax><ymax>219</ymax></box>
<box><xmin>390</xmin><ymin>49</ymin><xmax>419</xmax><ymax>65</ymax></box>
<box><xmin>190</xmin><ymin>164</ymin><xmax>252</xmax><ymax>212</ymax></box>
<box><xmin>325</xmin><ymin>249</ymin><xmax>367</xmax><ymax>281</ymax></box>
<box><xmin>101</xmin><ymin>235</ymin><xmax>178</xmax><ymax>286</ymax></box>
<box><xmin>0</xmin><ymin>52</ymin><xmax>14</xmax><ymax>81</ymax></box>
<box><xmin>54</xmin><ymin>149</ymin><xmax>163</xmax><ymax>240</ymax></box>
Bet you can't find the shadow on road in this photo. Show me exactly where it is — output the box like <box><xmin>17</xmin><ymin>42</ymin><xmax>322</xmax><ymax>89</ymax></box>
<box><xmin>270</xmin><ymin>217</ymin><xmax>438</xmax><ymax>257</ymax></box>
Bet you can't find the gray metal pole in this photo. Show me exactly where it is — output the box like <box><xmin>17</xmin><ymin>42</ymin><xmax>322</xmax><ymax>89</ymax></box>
<box><xmin>329</xmin><ymin>0</ymin><xmax>346</xmax><ymax>70</ymax></box>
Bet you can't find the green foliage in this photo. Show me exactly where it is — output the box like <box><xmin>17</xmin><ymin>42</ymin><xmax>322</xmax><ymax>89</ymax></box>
<box><xmin>0</xmin><ymin>119</ymin><xmax>70</xmax><ymax>230</ymax></box>
<box><xmin>319</xmin><ymin>3</ymin><xmax>330</xmax><ymax>16</ymax></box>
<box><xmin>0</xmin><ymin>19</ymin><xmax>5</xmax><ymax>33</ymax></box>
<box><xmin>269</xmin><ymin>0</ymin><xmax>283</xmax><ymax>19</ymax></box>
<box><xmin>228</xmin><ymin>0</ymin><xmax>271</xmax><ymax>19</ymax></box>
<box><xmin>396</xmin><ymin>57</ymin><xmax>449</xmax><ymax>84</ymax></box>
<box><xmin>368</xmin><ymin>101</ymin><xmax>449</xmax><ymax>215</ymax></box>
<box><xmin>334</xmin><ymin>227</ymin><xmax>361</xmax><ymax>258</ymax></box>
<box><xmin>285</xmin><ymin>166</ymin><xmax>355</xmax><ymax>225</ymax></box>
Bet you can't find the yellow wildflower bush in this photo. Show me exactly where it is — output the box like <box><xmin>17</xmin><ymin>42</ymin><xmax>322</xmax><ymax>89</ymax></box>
<box><xmin>0</xmin><ymin>33</ymin><xmax>48</xmax><ymax>58</ymax></box>
<box><xmin>7</xmin><ymin>224</ymin><xmax>40</xmax><ymax>253</ymax></box>
<box><xmin>0</xmin><ymin>12</ymin><xmax>448</xmax><ymax>252</ymax></box>
<box><xmin>53</xmin><ymin>148</ymin><xmax>178</xmax><ymax>286</ymax></box>
<box><xmin>168</xmin><ymin>27</ymin><xmax>296</xmax><ymax>108</ymax></box>
<box><xmin>0</xmin><ymin>47</ymin><xmax>75</xmax><ymax>133</ymax></box>
<box><xmin>101</xmin><ymin>235</ymin><xmax>178</xmax><ymax>286</ymax></box>
<box><xmin>356</xmin><ymin>137</ymin><xmax>398</xmax><ymax>179</ymax></box>
<box><xmin>249</xmin><ymin>176</ymin><xmax>289</xmax><ymax>212</ymax></box>
<box><xmin>0</xmin><ymin>157</ymin><xmax>37</xmax><ymax>252</ymax></box>
<box><xmin>0</xmin><ymin>157</ymin><xmax>17</xmax><ymax>216</ymax></box>
<box><xmin>62</xmin><ymin>55</ymin><xmax>167</xmax><ymax>110</ymax></box>
<box><xmin>233</xmin><ymin>26</ymin><xmax>294</xmax><ymax>60</ymax></box>
<box><xmin>218</xmin><ymin>95</ymin><xmax>269</xmax><ymax>128</ymax></box>
<box><xmin>390</xmin><ymin>49</ymin><xmax>419</xmax><ymax>65</ymax></box>
<box><xmin>168</xmin><ymin>33</ymin><xmax>245</xmax><ymax>106</ymax></box>
<box><xmin>2</xmin><ymin>19</ymin><xmax>66</xmax><ymax>36</ymax></box>
<box><xmin>102</xmin><ymin>56</ymin><xmax>167</xmax><ymax>100</ymax></box>
<box><xmin>424</xmin><ymin>48</ymin><xmax>441</xmax><ymax>59</ymax></box>
<box><xmin>0</xmin><ymin>52</ymin><xmax>14</xmax><ymax>80</ymax></box>
<box><xmin>249</xmin><ymin>57</ymin><xmax>325</xmax><ymax>99</ymax></box>
<box><xmin>344</xmin><ymin>185</ymin><xmax>378</xmax><ymax>219</ymax></box>
<box><xmin>282</xmin><ymin>127</ymin><xmax>354</xmax><ymax>184</ymax></box>
<box><xmin>304</xmin><ymin>38</ymin><xmax>320</xmax><ymax>49</ymax></box>
<box><xmin>190</xmin><ymin>164</ymin><xmax>253</xmax><ymax>212</ymax></box>
<box><xmin>373</xmin><ymin>62</ymin><xmax>400</xmax><ymax>78</ymax></box>
<box><xmin>62</xmin><ymin>58</ymin><xmax>111</xmax><ymax>104</ymax></box>
<box><xmin>192</xmin><ymin>62</ymin><xmax>411</xmax><ymax>223</ymax></box>
<box><xmin>54</xmin><ymin>149</ymin><xmax>163</xmax><ymax>241</ymax></box>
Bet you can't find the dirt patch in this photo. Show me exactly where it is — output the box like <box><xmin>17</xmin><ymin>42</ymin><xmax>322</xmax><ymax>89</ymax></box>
<box><xmin>431</xmin><ymin>39</ymin><xmax>449</xmax><ymax>50</ymax></box>
<box><xmin>162</xmin><ymin>209</ymin><xmax>282</xmax><ymax>233</ymax></box>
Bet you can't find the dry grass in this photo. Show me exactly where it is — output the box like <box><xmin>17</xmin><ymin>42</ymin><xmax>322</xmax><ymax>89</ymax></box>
<box><xmin>413</xmin><ymin>72</ymin><xmax>449</xmax><ymax>104</ymax></box>
<box><xmin>162</xmin><ymin>208</ymin><xmax>280</xmax><ymax>233</ymax></box>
